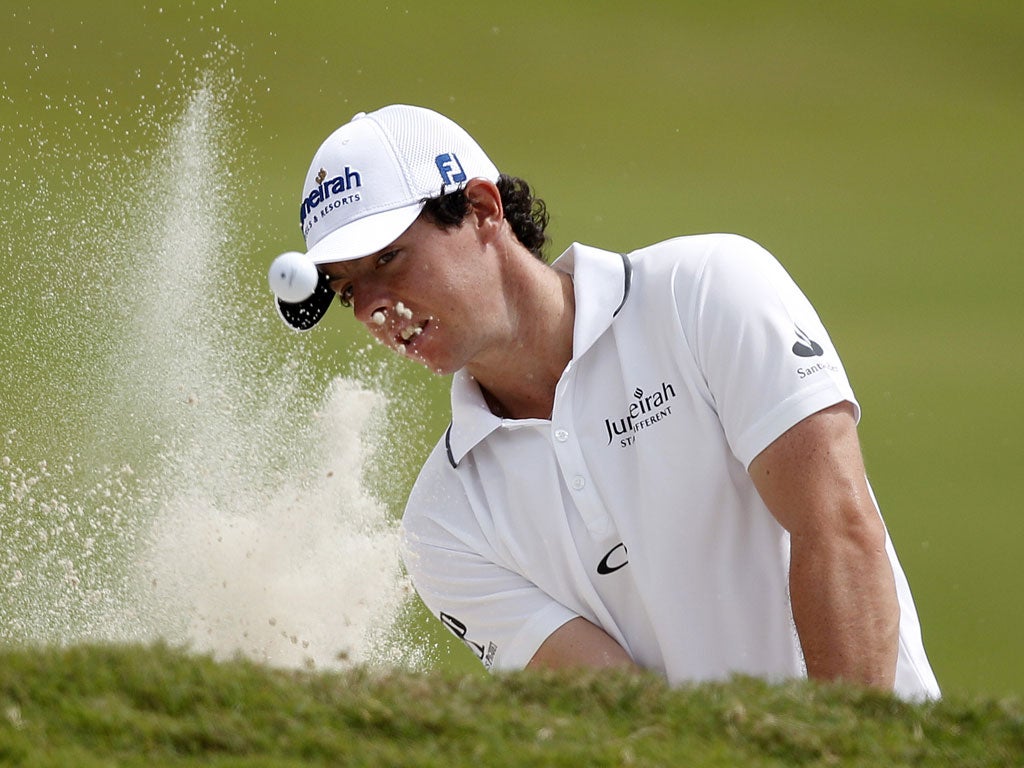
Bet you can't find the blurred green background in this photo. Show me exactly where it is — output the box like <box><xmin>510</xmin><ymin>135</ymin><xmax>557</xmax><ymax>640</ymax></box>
<box><xmin>2</xmin><ymin>1</ymin><xmax>1022</xmax><ymax>695</ymax></box>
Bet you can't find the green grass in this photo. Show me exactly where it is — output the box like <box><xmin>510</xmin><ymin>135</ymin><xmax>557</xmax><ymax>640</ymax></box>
<box><xmin>1</xmin><ymin>643</ymin><xmax>1021</xmax><ymax>767</ymax></box>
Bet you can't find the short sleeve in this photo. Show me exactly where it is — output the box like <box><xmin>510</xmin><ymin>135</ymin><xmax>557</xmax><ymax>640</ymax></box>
<box><xmin>679</xmin><ymin>235</ymin><xmax>858</xmax><ymax>467</ymax></box>
<box><xmin>400</xmin><ymin>454</ymin><xmax>577</xmax><ymax>672</ymax></box>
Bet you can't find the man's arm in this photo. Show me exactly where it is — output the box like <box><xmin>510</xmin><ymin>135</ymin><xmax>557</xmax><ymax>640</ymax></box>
<box><xmin>748</xmin><ymin>401</ymin><xmax>899</xmax><ymax>689</ymax></box>
<box><xmin>526</xmin><ymin>616</ymin><xmax>638</xmax><ymax>671</ymax></box>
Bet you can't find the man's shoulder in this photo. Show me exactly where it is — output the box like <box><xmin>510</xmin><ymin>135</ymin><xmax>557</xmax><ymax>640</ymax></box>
<box><xmin>407</xmin><ymin>427</ymin><xmax>460</xmax><ymax>494</ymax></box>
<box><xmin>553</xmin><ymin>234</ymin><xmax>766</xmax><ymax>286</ymax></box>
<box><xmin>402</xmin><ymin>427</ymin><xmax>474</xmax><ymax>520</ymax></box>
<box><xmin>621</xmin><ymin>233</ymin><xmax>780</xmax><ymax>296</ymax></box>
<box><xmin>627</xmin><ymin>232</ymin><xmax>765</xmax><ymax>263</ymax></box>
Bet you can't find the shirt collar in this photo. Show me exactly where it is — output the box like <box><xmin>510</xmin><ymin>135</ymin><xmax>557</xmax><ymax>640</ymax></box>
<box><xmin>445</xmin><ymin>243</ymin><xmax>632</xmax><ymax>467</ymax></box>
<box><xmin>551</xmin><ymin>243</ymin><xmax>633</xmax><ymax>358</ymax></box>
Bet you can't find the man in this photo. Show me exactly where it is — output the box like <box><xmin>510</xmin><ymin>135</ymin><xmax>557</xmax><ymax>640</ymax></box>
<box><xmin>270</xmin><ymin>104</ymin><xmax>939</xmax><ymax>699</ymax></box>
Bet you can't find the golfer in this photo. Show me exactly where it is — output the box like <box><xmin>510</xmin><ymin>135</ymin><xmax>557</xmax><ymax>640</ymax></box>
<box><xmin>272</xmin><ymin>104</ymin><xmax>939</xmax><ymax>699</ymax></box>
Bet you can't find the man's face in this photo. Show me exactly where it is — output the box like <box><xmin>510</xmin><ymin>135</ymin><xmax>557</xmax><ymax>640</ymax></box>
<box><xmin>318</xmin><ymin>213</ymin><xmax>507</xmax><ymax>375</ymax></box>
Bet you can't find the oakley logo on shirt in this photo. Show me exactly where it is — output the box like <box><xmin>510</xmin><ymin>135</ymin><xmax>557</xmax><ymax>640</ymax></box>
<box><xmin>597</xmin><ymin>542</ymin><xmax>629</xmax><ymax>575</ymax></box>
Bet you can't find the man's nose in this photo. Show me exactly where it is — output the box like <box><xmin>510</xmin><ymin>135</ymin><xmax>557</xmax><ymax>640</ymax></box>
<box><xmin>351</xmin><ymin>280</ymin><xmax>390</xmax><ymax>325</ymax></box>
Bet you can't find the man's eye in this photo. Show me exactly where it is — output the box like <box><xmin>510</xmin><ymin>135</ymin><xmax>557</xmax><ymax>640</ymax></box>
<box><xmin>377</xmin><ymin>250</ymin><xmax>397</xmax><ymax>266</ymax></box>
<box><xmin>337</xmin><ymin>284</ymin><xmax>354</xmax><ymax>308</ymax></box>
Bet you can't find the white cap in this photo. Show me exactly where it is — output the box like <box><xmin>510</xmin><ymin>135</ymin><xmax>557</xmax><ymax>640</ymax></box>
<box><xmin>300</xmin><ymin>104</ymin><xmax>500</xmax><ymax>264</ymax></box>
<box><xmin>270</xmin><ymin>105</ymin><xmax>500</xmax><ymax>331</ymax></box>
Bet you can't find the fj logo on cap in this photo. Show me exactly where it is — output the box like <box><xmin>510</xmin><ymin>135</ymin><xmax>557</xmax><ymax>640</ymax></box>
<box><xmin>435</xmin><ymin>153</ymin><xmax>467</xmax><ymax>186</ymax></box>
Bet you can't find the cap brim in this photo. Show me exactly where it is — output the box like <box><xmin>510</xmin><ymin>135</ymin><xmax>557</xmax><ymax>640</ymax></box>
<box><xmin>306</xmin><ymin>200</ymin><xmax>425</xmax><ymax>265</ymax></box>
<box><xmin>275</xmin><ymin>270</ymin><xmax>335</xmax><ymax>331</ymax></box>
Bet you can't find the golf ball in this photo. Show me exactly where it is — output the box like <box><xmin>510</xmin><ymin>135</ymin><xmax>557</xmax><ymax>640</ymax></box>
<box><xmin>268</xmin><ymin>251</ymin><xmax>318</xmax><ymax>303</ymax></box>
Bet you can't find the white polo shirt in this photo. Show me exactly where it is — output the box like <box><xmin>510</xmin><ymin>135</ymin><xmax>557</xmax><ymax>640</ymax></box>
<box><xmin>400</xmin><ymin>233</ymin><xmax>939</xmax><ymax>700</ymax></box>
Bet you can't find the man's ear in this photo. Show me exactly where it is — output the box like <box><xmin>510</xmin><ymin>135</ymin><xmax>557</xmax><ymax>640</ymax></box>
<box><xmin>464</xmin><ymin>178</ymin><xmax>504</xmax><ymax>237</ymax></box>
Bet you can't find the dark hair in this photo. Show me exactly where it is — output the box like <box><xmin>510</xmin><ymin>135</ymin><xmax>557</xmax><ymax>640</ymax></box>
<box><xmin>420</xmin><ymin>174</ymin><xmax>550</xmax><ymax>261</ymax></box>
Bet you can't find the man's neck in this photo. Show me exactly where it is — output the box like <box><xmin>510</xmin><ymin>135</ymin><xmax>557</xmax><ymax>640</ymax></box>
<box><xmin>469</xmin><ymin>265</ymin><xmax>575</xmax><ymax>421</ymax></box>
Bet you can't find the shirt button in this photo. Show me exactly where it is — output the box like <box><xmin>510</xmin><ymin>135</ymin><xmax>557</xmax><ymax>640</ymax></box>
<box><xmin>554</xmin><ymin>429</ymin><xmax>569</xmax><ymax>442</ymax></box>
<box><xmin>571</xmin><ymin>476</ymin><xmax>586</xmax><ymax>491</ymax></box>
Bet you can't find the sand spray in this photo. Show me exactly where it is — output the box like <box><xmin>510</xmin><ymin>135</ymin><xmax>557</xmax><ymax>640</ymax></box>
<box><xmin>1</xmin><ymin>61</ymin><xmax>421</xmax><ymax>669</ymax></box>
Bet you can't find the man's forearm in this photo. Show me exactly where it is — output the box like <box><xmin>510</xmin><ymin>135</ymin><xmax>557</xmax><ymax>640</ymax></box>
<box><xmin>789</xmin><ymin>523</ymin><xmax>900</xmax><ymax>689</ymax></box>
